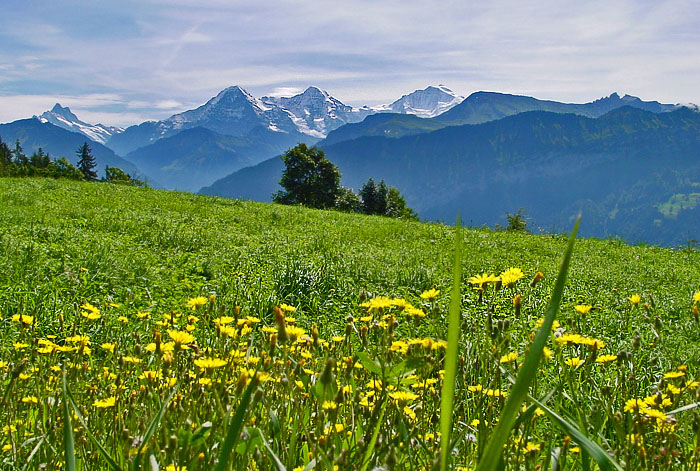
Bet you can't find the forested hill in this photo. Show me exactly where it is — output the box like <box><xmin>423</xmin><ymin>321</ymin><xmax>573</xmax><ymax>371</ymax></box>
<box><xmin>201</xmin><ymin>106</ymin><xmax>700</xmax><ymax>247</ymax></box>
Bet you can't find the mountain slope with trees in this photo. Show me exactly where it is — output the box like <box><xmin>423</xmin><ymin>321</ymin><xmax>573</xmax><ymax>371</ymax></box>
<box><xmin>201</xmin><ymin>106</ymin><xmax>700</xmax><ymax>246</ymax></box>
<box><xmin>0</xmin><ymin>118</ymin><xmax>142</xmax><ymax>179</ymax></box>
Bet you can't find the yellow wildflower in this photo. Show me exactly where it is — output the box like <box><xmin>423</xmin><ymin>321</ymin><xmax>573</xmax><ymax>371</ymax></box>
<box><xmin>11</xmin><ymin>314</ymin><xmax>34</xmax><ymax>325</ymax></box>
<box><xmin>186</xmin><ymin>296</ymin><xmax>208</xmax><ymax>309</ymax></box>
<box><xmin>574</xmin><ymin>305</ymin><xmax>592</xmax><ymax>315</ymax></box>
<box><xmin>93</xmin><ymin>396</ymin><xmax>116</xmax><ymax>408</ymax></box>
<box><xmin>194</xmin><ymin>357</ymin><xmax>228</xmax><ymax>370</ymax></box>
<box><xmin>419</xmin><ymin>288</ymin><xmax>440</xmax><ymax>300</ymax></box>
<box><xmin>500</xmin><ymin>267</ymin><xmax>525</xmax><ymax>288</ymax></box>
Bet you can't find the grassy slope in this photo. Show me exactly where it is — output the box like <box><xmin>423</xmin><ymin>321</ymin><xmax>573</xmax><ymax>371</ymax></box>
<box><xmin>2</xmin><ymin>177</ymin><xmax>699</xmax><ymax>362</ymax></box>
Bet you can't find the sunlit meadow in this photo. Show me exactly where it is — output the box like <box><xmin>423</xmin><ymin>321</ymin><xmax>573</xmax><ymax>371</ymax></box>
<box><xmin>1</xmin><ymin>178</ymin><xmax>700</xmax><ymax>470</ymax></box>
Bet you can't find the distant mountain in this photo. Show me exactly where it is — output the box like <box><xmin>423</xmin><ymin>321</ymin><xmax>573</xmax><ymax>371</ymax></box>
<box><xmin>105</xmin><ymin>84</ymin><xmax>464</xmax><ymax>156</ymax></box>
<box><xmin>106</xmin><ymin>86</ymin><xmax>304</xmax><ymax>155</ymax></box>
<box><xmin>323</xmin><ymin>92</ymin><xmax>687</xmax><ymax>146</ymax></box>
<box><xmin>0</xmin><ymin>119</ymin><xmax>143</xmax><ymax>179</ymax></box>
<box><xmin>435</xmin><ymin>91</ymin><xmax>680</xmax><ymax>124</ymax></box>
<box><xmin>108</xmin><ymin>84</ymin><xmax>460</xmax><ymax>190</ymax></box>
<box><xmin>36</xmin><ymin>104</ymin><xmax>123</xmax><ymax>144</ymax></box>
<box><xmin>323</xmin><ymin>113</ymin><xmax>445</xmax><ymax>146</ymax></box>
<box><xmin>374</xmin><ymin>85</ymin><xmax>464</xmax><ymax>118</ymax></box>
<box><xmin>124</xmin><ymin>125</ymin><xmax>305</xmax><ymax>192</ymax></box>
<box><xmin>261</xmin><ymin>86</ymin><xmax>373</xmax><ymax>139</ymax></box>
<box><xmin>200</xmin><ymin>106</ymin><xmax>700</xmax><ymax>246</ymax></box>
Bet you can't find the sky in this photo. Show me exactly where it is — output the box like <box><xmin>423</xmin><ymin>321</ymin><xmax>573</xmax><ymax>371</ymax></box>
<box><xmin>1</xmin><ymin>0</ymin><xmax>699</xmax><ymax>127</ymax></box>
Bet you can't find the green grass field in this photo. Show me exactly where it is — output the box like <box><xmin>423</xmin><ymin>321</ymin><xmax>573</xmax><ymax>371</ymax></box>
<box><xmin>2</xmin><ymin>177</ymin><xmax>700</xmax><ymax>470</ymax></box>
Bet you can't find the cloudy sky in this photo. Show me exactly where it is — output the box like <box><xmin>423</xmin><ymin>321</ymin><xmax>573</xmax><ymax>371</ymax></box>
<box><xmin>1</xmin><ymin>0</ymin><xmax>698</xmax><ymax>126</ymax></box>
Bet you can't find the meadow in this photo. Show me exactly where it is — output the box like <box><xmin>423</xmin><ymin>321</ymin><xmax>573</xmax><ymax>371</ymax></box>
<box><xmin>1</xmin><ymin>177</ymin><xmax>700</xmax><ymax>470</ymax></box>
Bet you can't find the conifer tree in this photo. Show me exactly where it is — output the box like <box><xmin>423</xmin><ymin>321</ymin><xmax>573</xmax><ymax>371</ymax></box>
<box><xmin>76</xmin><ymin>142</ymin><xmax>98</xmax><ymax>181</ymax></box>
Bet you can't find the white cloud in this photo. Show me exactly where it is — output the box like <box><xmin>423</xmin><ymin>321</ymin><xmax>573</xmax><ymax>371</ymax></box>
<box><xmin>266</xmin><ymin>87</ymin><xmax>304</xmax><ymax>98</ymax></box>
<box><xmin>1</xmin><ymin>0</ymin><xmax>698</xmax><ymax>125</ymax></box>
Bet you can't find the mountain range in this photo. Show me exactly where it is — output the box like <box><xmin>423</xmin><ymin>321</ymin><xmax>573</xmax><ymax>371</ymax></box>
<box><xmin>2</xmin><ymin>84</ymin><xmax>698</xmax><ymax>246</ymax></box>
<box><xmin>200</xmin><ymin>103</ymin><xmax>700</xmax><ymax>247</ymax></box>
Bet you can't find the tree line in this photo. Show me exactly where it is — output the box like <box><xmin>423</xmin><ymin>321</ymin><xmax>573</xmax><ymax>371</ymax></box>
<box><xmin>272</xmin><ymin>143</ymin><xmax>418</xmax><ymax>220</ymax></box>
<box><xmin>0</xmin><ymin>136</ymin><xmax>144</xmax><ymax>186</ymax></box>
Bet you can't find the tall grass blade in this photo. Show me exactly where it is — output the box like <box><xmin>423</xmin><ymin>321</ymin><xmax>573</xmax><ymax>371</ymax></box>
<box><xmin>214</xmin><ymin>373</ymin><xmax>258</xmax><ymax>471</ymax></box>
<box><xmin>440</xmin><ymin>216</ymin><xmax>463</xmax><ymax>471</ymax></box>
<box><xmin>66</xmin><ymin>388</ymin><xmax>123</xmax><ymax>471</ymax></box>
<box><xmin>257</xmin><ymin>429</ymin><xmax>287</xmax><ymax>471</ymax></box>
<box><xmin>531</xmin><ymin>398</ymin><xmax>623</xmax><ymax>471</ymax></box>
<box><xmin>132</xmin><ymin>387</ymin><xmax>178</xmax><ymax>471</ymax></box>
<box><xmin>475</xmin><ymin>215</ymin><xmax>580</xmax><ymax>471</ymax></box>
<box><xmin>21</xmin><ymin>436</ymin><xmax>45</xmax><ymax>471</ymax></box>
<box><xmin>62</xmin><ymin>372</ymin><xmax>77</xmax><ymax>471</ymax></box>
<box><xmin>360</xmin><ymin>397</ymin><xmax>387</xmax><ymax>471</ymax></box>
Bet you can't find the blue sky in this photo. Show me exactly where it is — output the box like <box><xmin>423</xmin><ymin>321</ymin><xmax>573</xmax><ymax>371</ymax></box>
<box><xmin>1</xmin><ymin>0</ymin><xmax>699</xmax><ymax>126</ymax></box>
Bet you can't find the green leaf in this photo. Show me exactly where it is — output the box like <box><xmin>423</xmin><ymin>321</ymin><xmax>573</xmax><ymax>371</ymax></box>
<box><xmin>214</xmin><ymin>373</ymin><xmax>258</xmax><ymax>471</ymax></box>
<box><xmin>360</xmin><ymin>397</ymin><xmax>387</xmax><ymax>471</ymax></box>
<box><xmin>132</xmin><ymin>387</ymin><xmax>178</xmax><ymax>471</ymax></box>
<box><xmin>257</xmin><ymin>429</ymin><xmax>287</xmax><ymax>471</ymax></box>
<box><xmin>21</xmin><ymin>436</ymin><xmax>45</xmax><ymax>471</ymax></box>
<box><xmin>440</xmin><ymin>217</ymin><xmax>463</xmax><ymax>471</ymax></box>
<box><xmin>302</xmin><ymin>459</ymin><xmax>317</xmax><ymax>471</ymax></box>
<box><xmin>62</xmin><ymin>372</ymin><xmax>77</xmax><ymax>471</ymax></box>
<box><xmin>531</xmin><ymin>398</ymin><xmax>623</xmax><ymax>471</ymax></box>
<box><xmin>475</xmin><ymin>215</ymin><xmax>580</xmax><ymax>471</ymax></box>
<box><xmin>356</xmin><ymin>352</ymin><xmax>382</xmax><ymax>376</ymax></box>
<box><xmin>66</xmin><ymin>388</ymin><xmax>123</xmax><ymax>471</ymax></box>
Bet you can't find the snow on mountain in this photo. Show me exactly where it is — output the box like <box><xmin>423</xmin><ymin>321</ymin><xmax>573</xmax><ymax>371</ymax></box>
<box><xmin>374</xmin><ymin>85</ymin><xmax>464</xmax><ymax>118</ymax></box>
<box><xmin>36</xmin><ymin>104</ymin><xmax>123</xmax><ymax>144</ymax></box>
<box><xmin>107</xmin><ymin>84</ymin><xmax>465</xmax><ymax>155</ymax></box>
<box><xmin>262</xmin><ymin>86</ymin><xmax>372</xmax><ymax>138</ymax></box>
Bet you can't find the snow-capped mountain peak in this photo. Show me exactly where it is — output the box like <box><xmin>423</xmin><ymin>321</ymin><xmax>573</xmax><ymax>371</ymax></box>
<box><xmin>35</xmin><ymin>103</ymin><xmax>123</xmax><ymax>144</ymax></box>
<box><xmin>374</xmin><ymin>85</ymin><xmax>464</xmax><ymax>118</ymax></box>
<box><xmin>262</xmin><ymin>86</ymin><xmax>372</xmax><ymax>138</ymax></box>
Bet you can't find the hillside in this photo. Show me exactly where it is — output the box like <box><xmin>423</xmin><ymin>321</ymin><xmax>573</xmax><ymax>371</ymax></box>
<box><xmin>202</xmin><ymin>106</ymin><xmax>700</xmax><ymax>247</ymax></box>
<box><xmin>3</xmin><ymin>177</ymin><xmax>700</xmax><ymax>469</ymax></box>
<box><xmin>0</xmin><ymin>119</ymin><xmax>142</xmax><ymax>179</ymax></box>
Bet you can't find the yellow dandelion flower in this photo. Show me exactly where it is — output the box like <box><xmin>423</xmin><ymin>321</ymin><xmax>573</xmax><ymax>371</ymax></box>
<box><xmin>186</xmin><ymin>296</ymin><xmax>208</xmax><ymax>309</ymax></box>
<box><xmin>21</xmin><ymin>396</ymin><xmax>39</xmax><ymax>404</ymax></box>
<box><xmin>122</xmin><ymin>356</ymin><xmax>142</xmax><ymax>364</ymax></box>
<box><xmin>499</xmin><ymin>267</ymin><xmax>525</xmax><ymax>288</ymax></box>
<box><xmin>500</xmin><ymin>352</ymin><xmax>518</xmax><ymax>364</ymax></box>
<box><xmin>322</xmin><ymin>401</ymin><xmax>338</xmax><ymax>410</ymax></box>
<box><xmin>279</xmin><ymin>303</ymin><xmax>297</xmax><ymax>312</ymax></box>
<box><xmin>524</xmin><ymin>442</ymin><xmax>541</xmax><ymax>455</ymax></box>
<box><xmin>595</xmin><ymin>354</ymin><xmax>617</xmax><ymax>364</ymax></box>
<box><xmin>628</xmin><ymin>294</ymin><xmax>641</xmax><ymax>305</ymax></box>
<box><xmin>419</xmin><ymin>288</ymin><xmax>440</xmax><ymax>300</ymax></box>
<box><xmin>93</xmin><ymin>396</ymin><xmax>116</xmax><ymax>408</ymax></box>
<box><xmin>469</xmin><ymin>273</ymin><xmax>498</xmax><ymax>289</ymax></box>
<box><xmin>194</xmin><ymin>357</ymin><xmax>228</xmax><ymax>370</ymax></box>
<box><xmin>624</xmin><ymin>398</ymin><xmax>647</xmax><ymax>413</ymax></box>
<box><xmin>693</xmin><ymin>291</ymin><xmax>700</xmax><ymax>303</ymax></box>
<box><xmin>574</xmin><ymin>305</ymin><xmax>592</xmax><ymax>315</ymax></box>
<box><xmin>644</xmin><ymin>409</ymin><xmax>667</xmax><ymax>421</ymax></box>
<box><xmin>389</xmin><ymin>391</ymin><xmax>419</xmax><ymax>406</ymax></box>
<box><xmin>564</xmin><ymin>357</ymin><xmax>584</xmax><ymax>368</ymax></box>
<box><xmin>81</xmin><ymin>302</ymin><xmax>100</xmax><ymax>314</ymax></box>
<box><xmin>167</xmin><ymin>330</ymin><xmax>195</xmax><ymax>350</ymax></box>
<box><xmin>360</xmin><ymin>296</ymin><xmax>395</xmax><ymax>311</ymax></box>
<box><xmin>11</xmin><ymin>314</ymin><xmax>34</xmax><ymax>325</ymax></box>
<box><xmin>213</xmin><ymin>316</ymin><xmax>235</xmax><ymax>326</ymax></box>
<box><xmin>101</xmin><ymin>343</ymin><xmax>116</xmax><ymax>353</ymax></box>
<box><xmin>663</xmin><ymin>371</ymin><xmax>685</xmax><ymax>379</ymax></box>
